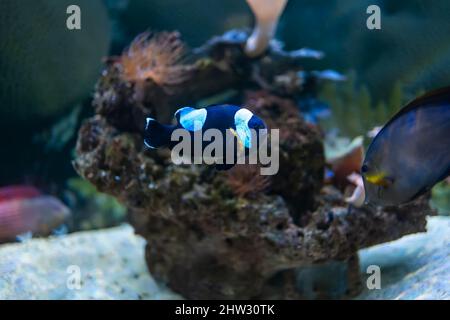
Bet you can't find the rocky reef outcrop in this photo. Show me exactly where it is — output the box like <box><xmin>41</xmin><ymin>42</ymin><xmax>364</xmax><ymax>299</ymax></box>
<box><xmin>74</xmin><ymin>30</ymin><xmax>433</xmax><ymax>299</ymax></box>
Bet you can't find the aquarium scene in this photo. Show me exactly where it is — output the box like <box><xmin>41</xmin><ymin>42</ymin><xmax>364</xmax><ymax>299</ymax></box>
<box><xmin>0</xmin><ymin>0</ymin><xmax>449</xmax><ymax>302</ymax></box>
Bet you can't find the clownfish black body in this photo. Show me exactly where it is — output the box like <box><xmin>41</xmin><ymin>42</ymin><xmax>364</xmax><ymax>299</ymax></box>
<box><xmin>144</xmin><ymin>105</ymin><xmax>268</xmax><ymax>171</ymax></box>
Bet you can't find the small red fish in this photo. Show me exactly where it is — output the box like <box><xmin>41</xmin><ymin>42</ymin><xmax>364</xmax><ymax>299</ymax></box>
<box><xmin>0</xmin><ymin>196</ymin><xmax>70</xmax><ymax>243</ymax></box>
<box><xmin>0</xmin><ymin>185</ymin><xmax>41</xmax><ymax>203</ymax></box>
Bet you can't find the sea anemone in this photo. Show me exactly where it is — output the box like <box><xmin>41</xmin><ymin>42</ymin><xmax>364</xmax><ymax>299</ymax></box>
<box><xmin>226</xmin><ymin>164</ymin><xmax>271</xmax><ymax>198</ymax></box>
<box><xmin>119</xmin><ymin>31</ymin><xmax>190</xmax><ymax>88</ymax></box>
<box><xmin>245</xmin><ymin>0</ymin><xmax>288</xmax><ymax>57</ymax></box>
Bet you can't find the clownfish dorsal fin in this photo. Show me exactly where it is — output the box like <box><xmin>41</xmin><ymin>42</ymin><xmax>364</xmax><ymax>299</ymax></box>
<box><xmin>174</xmin><ymin>107</ymin><xmax>207</xmax><ymax>132</ymax></box>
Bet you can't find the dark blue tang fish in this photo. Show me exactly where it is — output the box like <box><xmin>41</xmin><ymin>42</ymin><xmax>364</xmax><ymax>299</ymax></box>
<box><xmin>362</xmin><ymin>86</ymin><xmax>450</xmax><ymax>206</ymax></box>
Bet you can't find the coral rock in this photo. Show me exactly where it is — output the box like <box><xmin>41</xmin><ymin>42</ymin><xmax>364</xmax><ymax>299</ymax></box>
<box><xmin>74</xmin><ymin>32</ymin><xmax>432</xmax><ymax>299</ymax></box>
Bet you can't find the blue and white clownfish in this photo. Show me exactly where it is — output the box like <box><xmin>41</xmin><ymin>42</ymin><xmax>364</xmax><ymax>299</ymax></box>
<box><xmin>144</xmin><ymin>104</ymin><xmax>268</xmax><ymax>171</ymax></box>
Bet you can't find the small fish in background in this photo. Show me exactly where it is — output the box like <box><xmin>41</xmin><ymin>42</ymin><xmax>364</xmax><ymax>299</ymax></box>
<box><xmin>0</xmin><ymin>186</ymin><xmax>70</xmax><ymax>244</ymax></box>
<box><xmin>362</xmin><ymin>86</ymin><xmax>450</xmax><ymax>207</ymax></box>
<box><xmin>290</xmin><ymin>48</ymin><xmax>325</xmax><ymax>60</ymax></box>
<box><xmin>298</xmin><ymin>98</ymin><xmax>331</xmax><ymax>125</ymax></box>
<box><xmin>144</xmin><ymin>105</ymin><xmax>268</xmax><ymax>171</ymax></box>
<box><xmin>272</xmin><ymin>44</ymin><xmax>325</xmax><ymax>60</ymax></box>
<box><xmin>311</xmin><ymin>70</ymin><xmax>347</xmax><ymax>82</ymax></box>
<box><xmin>0</xmin><ymin>185</ymin><xmax>41</xmax><ymax>202</ymax></box>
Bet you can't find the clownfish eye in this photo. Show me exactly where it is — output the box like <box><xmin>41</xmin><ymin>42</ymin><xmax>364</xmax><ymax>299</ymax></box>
<box><xmin>361</xmin><ymin>164</ymin><xmax>369</xmax><ymax>173</ymax></box>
